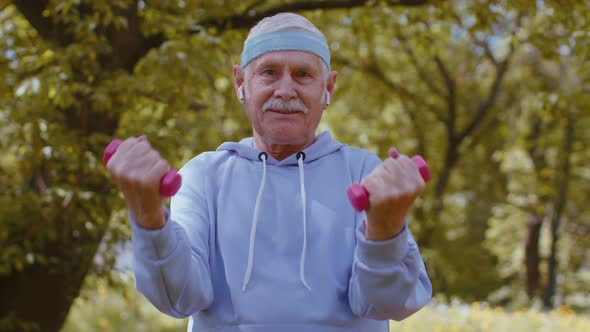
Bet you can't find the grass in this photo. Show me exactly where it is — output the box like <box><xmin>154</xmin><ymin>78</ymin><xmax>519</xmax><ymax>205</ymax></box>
<box><xmin>62</xmin><ymin>281</ymin><xmax>590</xmax><ymax>332</ymax></box>
<box><xmin>393</xmin><ymin>302</ymin><xmax>590</xmax><ymax>331</ymax></box>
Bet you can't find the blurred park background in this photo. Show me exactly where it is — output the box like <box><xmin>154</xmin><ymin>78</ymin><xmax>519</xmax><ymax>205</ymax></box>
<box><xmin>0</xmin><ymin>0</ymin><xmax>588</xmax><ymax>331</ymax></box>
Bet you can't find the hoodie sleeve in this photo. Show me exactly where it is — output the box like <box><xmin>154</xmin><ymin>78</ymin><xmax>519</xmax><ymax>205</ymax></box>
<box><xmin>348</xmin><ymin>153</ymin><xmax>432</xmax><ymax>321</ymax></box>
<box><xmin>131</xmin><ymin>158</ymin><xmax>213</xmax><ymax>318</ymax></box>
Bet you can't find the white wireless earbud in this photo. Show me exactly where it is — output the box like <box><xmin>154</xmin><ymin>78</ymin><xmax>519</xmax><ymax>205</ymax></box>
<box><xmin>237</xmin><ymin>85</ymin><xmax>245</xmax><ymax>102</ymax></box>
<box><xmin>325</xmin><ymin>91</ymin><xmax>331</xmax><ymax>105</ymax></box>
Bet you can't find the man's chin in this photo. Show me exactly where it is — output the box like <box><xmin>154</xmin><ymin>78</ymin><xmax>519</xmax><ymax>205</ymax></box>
<box><xmin>266</xmin><ymin>130</ymin><xmax>309</xmax><ymax>145</ymax></box>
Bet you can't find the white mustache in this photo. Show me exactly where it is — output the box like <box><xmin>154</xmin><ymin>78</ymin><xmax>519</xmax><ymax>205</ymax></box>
<box><xmin>262</xmin><ymin>98</ymin><xmax>308</xmax><ymax>114</ymax></box>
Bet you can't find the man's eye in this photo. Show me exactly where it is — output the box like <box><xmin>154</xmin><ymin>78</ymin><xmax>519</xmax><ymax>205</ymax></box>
<box><xmin>297</xmin><ymin>71</ymin><xmax>310</xmax><ymax>77</ymax></box>
<box><xmin>263</xmin><ymin>69</ymin><xmax>274</xmax><ymax>75</ymax></box>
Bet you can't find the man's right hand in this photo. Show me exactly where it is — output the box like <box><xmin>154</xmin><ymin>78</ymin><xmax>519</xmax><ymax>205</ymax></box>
<box><xmin>105</xmin><ymin>136</ymin><xmax>170</xmax><ymax>229</ymax></box>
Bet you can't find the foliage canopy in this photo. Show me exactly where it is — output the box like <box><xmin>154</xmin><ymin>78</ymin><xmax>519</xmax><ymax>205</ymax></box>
<box><xmin>0</xmin><ymin>0</ymin><xmax>588</xmax><ymax>330</ymax></box>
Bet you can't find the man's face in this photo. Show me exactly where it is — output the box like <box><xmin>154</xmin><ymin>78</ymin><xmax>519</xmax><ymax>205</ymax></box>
<box><xmin>236</xmin><ymin>50</ymin><xmax>335</xmax><ymax>147</ymax></box>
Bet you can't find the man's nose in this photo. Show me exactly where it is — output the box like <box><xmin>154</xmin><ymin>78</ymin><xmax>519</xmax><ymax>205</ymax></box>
<box><xmin>273</xmin><ymin>74</ymin><xmax>297</xmax><ymax>100</ymax></box>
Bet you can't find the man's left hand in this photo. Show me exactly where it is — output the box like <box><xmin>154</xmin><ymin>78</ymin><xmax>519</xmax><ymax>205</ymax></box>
<box><xmin>361</xmin><ymin>148</ymin><xmax>425</xmax><ymax>241</ymax></box>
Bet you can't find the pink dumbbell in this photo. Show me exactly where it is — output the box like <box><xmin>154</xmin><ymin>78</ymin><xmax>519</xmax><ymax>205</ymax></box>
<box><xmin>346</xmin><ymin>150</ymin><xmax>430</xmax><ymax>212</ymax></box>
<box><xmin>102</xmin><ymin>139</ymin><xmax>182</xmax><ymax>197</ymax></box>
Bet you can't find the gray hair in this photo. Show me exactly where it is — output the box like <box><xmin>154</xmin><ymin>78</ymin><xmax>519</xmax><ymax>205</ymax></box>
<box><xmin>246</xmin><ymin>13</ymin><xmax>327</xmax><ymax>42</ymax></box>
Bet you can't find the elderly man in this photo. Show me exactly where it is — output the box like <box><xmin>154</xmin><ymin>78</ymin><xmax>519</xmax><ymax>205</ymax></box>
<box><xmin>107</xmin><ymin>12</ymin><xmax>431</xmax><ymax>332</ymax></box>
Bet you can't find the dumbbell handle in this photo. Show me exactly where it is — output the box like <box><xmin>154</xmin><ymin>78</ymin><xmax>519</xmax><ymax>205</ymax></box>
<box><xmin>346</xmin><ymin>152</ymin><xmax>430</xmax><ymax>212</ymax></box>
<box><xmin>102</xmin><ymin>139</ymin><xmax>182</xmax><ymax>197</ymax></box>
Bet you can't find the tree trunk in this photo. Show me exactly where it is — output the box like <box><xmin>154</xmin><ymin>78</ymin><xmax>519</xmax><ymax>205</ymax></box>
<box><xmin>543</xmin><ymin>109</ymin><xmax>575</xmax><ymax>309</ymax></box>
<box><xmin>525</xmin><ymin>214</ymin><xmax>542</xmax><ymax>298</ymax></box>
<box><xmin>0</xmin><ymin>232</ymin><xmax>101</xmax><ymax>332</ymax></box>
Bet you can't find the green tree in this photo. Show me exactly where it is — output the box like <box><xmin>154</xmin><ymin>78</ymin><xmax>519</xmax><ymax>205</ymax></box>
<box><xmin>323</xmin><ymin>0</ymin><xmax>521</xmax><ymax>300</ymax></box>
<box><xmin>0</xmin><ymin>1</ymin><xmax>428</xmax><ymax>331</ymax></box>
<box><xmin>1</xmin><ymin>1</ymin><xmax>588</xmax><ymax>331</ymax></box>
<box><xmin>314</xmin><ymin>0</ymin><xmax>590</xmax><ymax>307</ymax></box>
<box><xmin>482</xmin><ymin>1</ymin><xmax>589</xmax><ymax>310</ymax></box>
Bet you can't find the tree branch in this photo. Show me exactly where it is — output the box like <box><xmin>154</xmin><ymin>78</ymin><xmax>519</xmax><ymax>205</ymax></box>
<box><xmin>434</xmin><ymin>54</ymin><xmax>457</xmax><ymax>136</ymax></box>
<box><xmin>332</xmin><ymin>51</ymin><xmax>447</xmax><ymax>121</ymax></box>
<box><xmin>244</xmin><ymin>0</ymin><xmax>268</xmax><ymax>13</ymax></box>
<box><xmin>331</xmin><ymin>57</ymin><xmax>407</xmax><ymax>96</ymax></box>
<box><xmin>403</xmin><ymin>98</ymin><xmax>427</xmax><ymax>157</ymax></box>
<box><xmin>366</xmin><ymin>63</ymin><xmax>417</xmax><ymax>100</ymax></box>
<box><xmin>543</xmin><ymin>108</ymin><xmax>576</xmax><ymax>309</ymax></box>
<box><xmin>456</xmin><ymin>45</ymin><xmax>514</xmax><ymax>144</ymax></box>
<box><xmin>462</xmin><ymin>88</ymin><xmax>519</xmax><ymax>152</ymax></box>
<box><xmin>190</xmin><ymin>0</ymin><xmax>428</xmax><ymax>32</ymax></box>
<box><xmin>102</xmin><ymin>1</ymin><xmax>164</xmax><ymax>72</ymax></box>
<box><xmin>450</xmin><ymin>11</ymin><xmax>498</xmax><ymax>65</ymax></box>
<box><xmin>15</xmin><ymin>0</ymin><xmax>430</xmax><ymax>72</ymax></box>
<box><xmin>12</xmin><ymin>0</ymin><xmax>74</xmax><ymax>47</ymax></box>
<box><xmin>454</xmin><ymin>12</ymin><xmax>524</xmax><ymax>144</ymax></box>
<box><xmin>395</xmin><ymin>29</ymin><xmax>446</xmax><ymax>97</ymax></box>
<box><xmin>420</xmin><ymin>50</ymin><xmax>460</xmax><ymax>247</ymax></box>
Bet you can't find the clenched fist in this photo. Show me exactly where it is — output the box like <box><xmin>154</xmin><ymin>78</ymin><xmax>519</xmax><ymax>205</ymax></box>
<box><xmin>105</xmin><ymin>136</ymin><xmax>170</xmax><ymax>229</ymax></box>
<box><xmin>361</xmin><ymin>148</ymin><xmax>426</xmax><ymax>241</ymax></box>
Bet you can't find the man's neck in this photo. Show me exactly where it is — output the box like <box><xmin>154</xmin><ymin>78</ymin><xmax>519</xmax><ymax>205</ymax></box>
<box><xmin>253</xmin><ymin>136</ymin><xmax>315</xmax><ymax>161</ymax></box>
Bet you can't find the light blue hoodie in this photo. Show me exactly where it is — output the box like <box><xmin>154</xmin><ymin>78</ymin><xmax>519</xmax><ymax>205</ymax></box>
<box><xmin>131</xmin><ymin>131</ymin><xmax>432</xmax><ymax>332</ymax></box>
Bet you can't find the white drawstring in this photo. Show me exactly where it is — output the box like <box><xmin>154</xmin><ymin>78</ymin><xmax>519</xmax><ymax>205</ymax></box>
<box><xmin>241</xmin><ymin>151</ymin><xmax>310</xmax><ymax>292</ymax></box>
<box><xmin>297</xmin><ymin>152</ymin><xmax>311</xmax><ymax>290</ymax></box>
<box><xmin>242</xmin><ymin>152</ymin><xmax>267</xmax><ymax>292</ymax></box>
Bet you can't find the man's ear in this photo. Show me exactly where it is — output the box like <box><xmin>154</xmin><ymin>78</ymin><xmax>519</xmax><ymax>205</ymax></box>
<box><xmin>325</xmin><ymin>70</ymin><xmax>337</xmax><ymax>108</ymax></box>
<box><xmin>233</xmin><ymin>65</ymin><xmax>245</xmax><ymax>104</ymax></box>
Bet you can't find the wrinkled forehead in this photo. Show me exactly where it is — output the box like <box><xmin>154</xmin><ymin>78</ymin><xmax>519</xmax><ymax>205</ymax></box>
<box><xmin>241</xmin><ymin>30</ymin><xmax>330</xmax><ymax>71</ymax></box>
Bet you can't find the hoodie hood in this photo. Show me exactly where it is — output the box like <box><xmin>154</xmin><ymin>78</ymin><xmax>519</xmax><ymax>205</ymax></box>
<box><xmin>216</xmin><ymin>131</ymin><xmax>345</xmax><ymax>166</ymax></box>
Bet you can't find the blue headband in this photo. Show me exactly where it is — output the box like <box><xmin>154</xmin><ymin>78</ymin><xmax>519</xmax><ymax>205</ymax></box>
<box><xmin>240</xmin><ymin>30</ymin><xmax>331</xmax><ymax>71</ymax></box>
